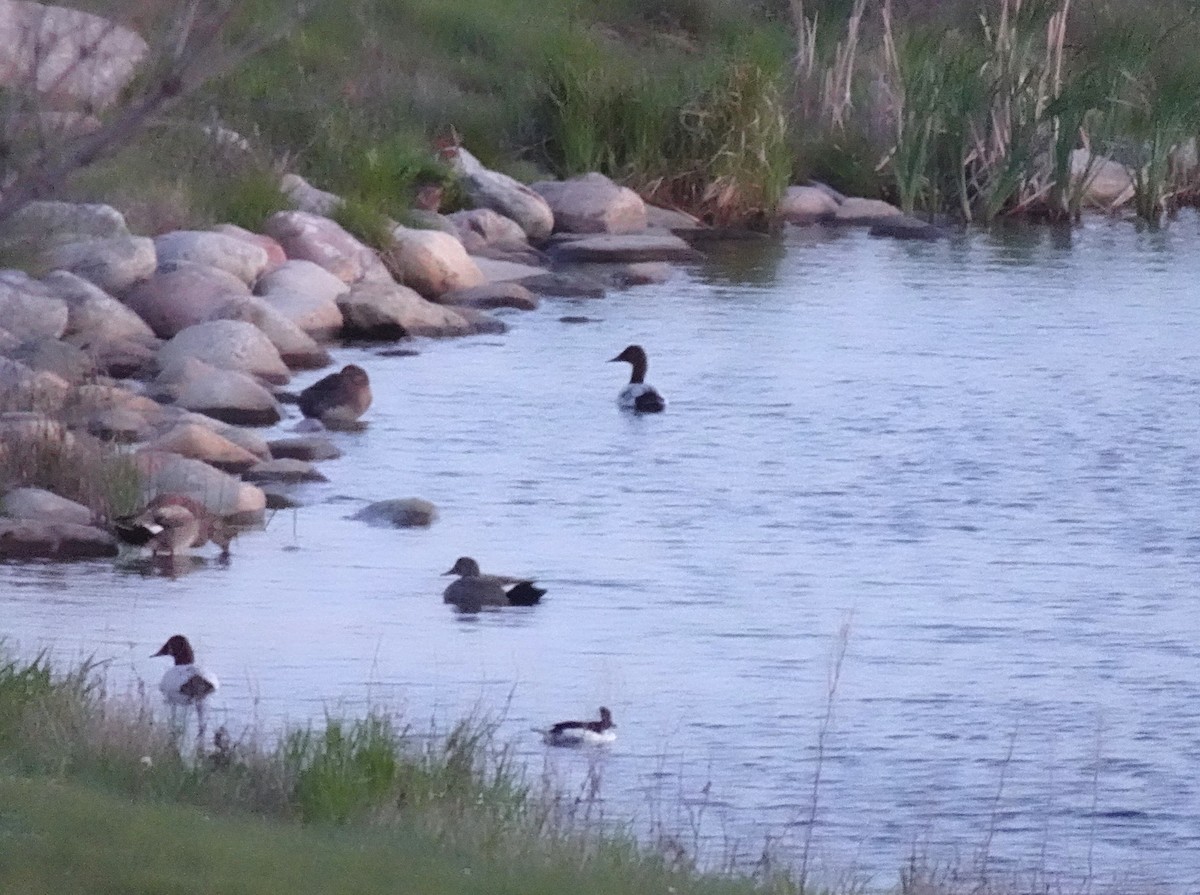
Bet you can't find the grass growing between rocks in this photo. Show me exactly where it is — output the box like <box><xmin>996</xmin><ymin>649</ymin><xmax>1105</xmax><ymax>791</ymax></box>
<box><xmin>0</xmin><ymin>652</ymin><xmax>790</xmax><ymax>895</ymax></box>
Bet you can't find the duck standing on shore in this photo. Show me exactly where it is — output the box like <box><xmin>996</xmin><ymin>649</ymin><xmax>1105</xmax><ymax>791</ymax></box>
<box><xmin>535</xmin><ymin>707</ymin><xmax>617</xmax><ymax>747</ymax></box>
<box><xmin>442</xmin><ymin>556</ymin><xmax>546</xmax><ymax>612</ymax></box>
<box><xmin>114</xmin><ymin>493</ymin><xmax>236</xmax><ymax>558</ymax></box>
<box><xmin>152</xmin><ymin>634</ymin><xmax>219</xmax><ymax>739</ymax></box>
<box><xmin>608</xmin><ymin>345</ymin><xmax>665</xmax><ymax>413</ymax></box>
<box><xmin>298</xmin><ymin>364</ymin><xmax>373</xmax><ymax>427</ymax></box>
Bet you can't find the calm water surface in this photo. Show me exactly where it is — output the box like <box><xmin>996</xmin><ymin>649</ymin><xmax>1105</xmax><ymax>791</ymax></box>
<box><xmin>5</xmin><ymin>218</ymin><xmax>1200</xmax><ymax>889</ymax></box>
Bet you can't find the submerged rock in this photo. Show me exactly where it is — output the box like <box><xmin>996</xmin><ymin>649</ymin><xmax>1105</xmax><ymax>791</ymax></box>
<box><xmin>352</xmin><ymin>498</ymin><xmax>438</xmax><ymax>528</ymax></box>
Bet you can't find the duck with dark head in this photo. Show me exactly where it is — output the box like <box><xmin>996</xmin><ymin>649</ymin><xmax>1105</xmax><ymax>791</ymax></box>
<box><xmin>609</xmin><ymin>345</ymin><xmax>665</xmax><ymax>413</ymax></box>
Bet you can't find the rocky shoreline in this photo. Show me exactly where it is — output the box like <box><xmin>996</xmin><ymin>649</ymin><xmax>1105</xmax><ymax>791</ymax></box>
<box><xmin>0</xmin><ymin>133</ymin><xmax>1126</xmax><ymax>561</ymax></box>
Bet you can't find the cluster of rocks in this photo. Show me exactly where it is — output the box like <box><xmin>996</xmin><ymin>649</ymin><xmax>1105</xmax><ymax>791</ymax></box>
<box><xmin>2</xmin><ymin>120</ymin><xmax>1013</xmax><ymax>562</ymax></box>
<box><xmin>0</xmin><ymin>148</ymin><xmax>725</xmax><ymax>560</ymax></box>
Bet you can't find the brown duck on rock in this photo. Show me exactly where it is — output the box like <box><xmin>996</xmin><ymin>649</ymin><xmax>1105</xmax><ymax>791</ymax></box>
<box><xmin>298</xmin><ymin>364</ymin><xmax>372</xmax><ymax>428</ymax></box>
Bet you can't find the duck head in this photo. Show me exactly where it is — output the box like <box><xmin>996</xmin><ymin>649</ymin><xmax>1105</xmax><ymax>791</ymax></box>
<box><xmin>598</xmin><ymin>706</ymin><xmax>615</xmax><ymax>729</ymax></box>
<box><xmin>153</xmin><ymin>634</ymin><xmax>195</xmax><ymax>665</ymax></box>
<box><xmin>608</xmin><ymin>345</ymin><xmax>649</xmax><ymax>384</ymax></box>
<box><xmin>444</xmin><ymin>556</ymin><xmax>482</xmax><ymax>577</ymax></box>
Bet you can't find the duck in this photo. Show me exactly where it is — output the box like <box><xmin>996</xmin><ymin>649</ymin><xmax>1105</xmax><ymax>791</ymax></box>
<box><xmin>114</xmin><ymin>493</ymin><xmax>236</xmax><ymax>558</ymax></box>
<box><xmin>298</xmin><ymin>364</ymin><xmax>372</xmax><ymax>427</ymax></box>
<box><xmin>442</xmin><ymin>556</ymin><xmax>546</xmax><ymax>612</ymax></box>
<box><xmin>152</xmin><ymin>634</ymin><xmax>219</xmax><ymax>735</ymax></box>
<box><xmin>536</xmin><ymin>706</ymin><xmax>617</xmax><ymax>747</ymax></box>
<box><xmin>608</xmin><ymin>345</ymin><xmax>665</xmax><ymax>413</ymax></box>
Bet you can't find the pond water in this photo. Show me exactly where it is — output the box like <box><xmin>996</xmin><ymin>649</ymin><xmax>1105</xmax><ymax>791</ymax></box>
<box><xmin>5</xmin><ymin>217</ymin><xmax>1200</xmax><ymax>890</ymax></box>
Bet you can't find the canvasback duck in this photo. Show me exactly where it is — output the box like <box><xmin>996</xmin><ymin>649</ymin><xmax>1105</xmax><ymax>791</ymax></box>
<box><xmin>298</xmin><ymin>364</ymin><xmax>372</xmax><ymax>427</ymax></box>
<box><xmin>536</xmin><ymin>706</ymin><xmax>617</xmax><ymax>747</ymax></box>
<box><xmin>442</xmin><ymin>556</ymin><xmax>546</xmax><ymax>612</ymax></box>
<box><xmin>609</xmin><ymin>345</ymin><xmax>665</xmax><ymax>413</ymax></box>
<box><xmin>152</xmin><ymin>634</ymin><xmax>219</xmax><ymax>735</ymax></box>
<box><xmin>115</xmin><ymin>494</ymin><xmax>236</xmax><ymax>557</ymax></box>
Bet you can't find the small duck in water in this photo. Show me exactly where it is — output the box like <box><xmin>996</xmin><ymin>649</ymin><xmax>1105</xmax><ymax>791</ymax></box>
<box><xmin>608</xmin><ymin>345</ymin><xmax>665</xmax><ymax>413</ymax></box>
<box><xmin>536</xmin><ymin>707</ymin><xmax>617</xmax><ymax>747</ymax></box>
<box><xmin>153</xmin><ymin>634</ymin><xmax>219</xmax><ymax>739</ymax></box>
<box><xmin>298</xmin><ymin>364</ymin><xmax>372</xmax><ymax>427</ymax></box>
<box><xmin>442</xmin><ymin>556</ymin><xmax>546</xmax><ymax>612</ymax></box>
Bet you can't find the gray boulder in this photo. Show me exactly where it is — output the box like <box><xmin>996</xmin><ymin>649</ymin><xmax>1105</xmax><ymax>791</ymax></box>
<box><xmin>134</xmin><ymin>450</ymin><xmax>266</xmax><ymax>523</ymax></box>
<box><xmin>443</xmin><ymin>147</ymin><xmax>554</xmax><ymax>241</ymax></box>
<box><xmin>43</xmin><ymin>270</ymin><xmax>157</xmax><ymax>346</ymax></box>
<box><xmin>2</xmin><ymin>201</ymin><xmax>129</xmax><ymax>247</ymax></box>
<box><xmin>2</xmin><ymin>487</ymin><xmax>92</xmax><ymax>526</ymax></box>
<box><xmin>280</xmin><ymin>173</ymin><xmax>343</xmax><ymax>216</ymax></box>
<box><xmin>532</xmin><ymin>173</ymin><xmax>647</xmax><ymax>234</ymax></box>
<box><xmin>448</xmin><ymin>208</ymin><xmax>530</xmax><ymax>253</ymax></box>
<box><xmin>156</xmin><ymin>357</ymin><xmax>282</xmax><ymax>426</ymax></box>
<box><xmin>124</xmin><ymin>262</ymin><xmax>251</xmax><ymax>339</ymax></box>
<box><xmin>7</xmin><ymin>337</ymin><xmax>96</xmax><ymax>383</ymax></box>
<box><xmin>243</xmin><ymin>458</ymin><xmax>328</xmax><ymax>484</ymax></box>
<box><xmin>267</xmin><ymin>435</ymin><xmax>342</xmax><ymax>461</ymax></box>
<box><xmin>832</xmin><ymin>197</ymin><xmax>904</xmax><ymax>226</ymax></box>
<box><xmin>154</xmin><ymin>230</ymin><xmax>271</xmax><ymax>285</ymax></box>
<box><xmin>264</xmin><ymin>211</ymin><xmax>392</xmax><ymax>284</ymax></box>
<box><xmin>352</xmin><ymin>498</ymin><xmax>438</xmax><ymax>528</ymax></box>
<box><xmin>209</xmin><ymin>296</ymin><xmax>332</xmax><ymax>370</ymax></box>
<box><xmin>0</xmin><ymin>520</ymin><xmax>118</xmax><ymax>560</ymax></box>
<box><xmin>143</xmin><ymin>423</ymin><xmax>262</xmax><ymax>473</ymax></box>
<box><xmin>0</xmin><ymin>4</ymin><xmax>148</xmax><ymax>109</ymax></box>
<box><xmin>337</xmin><ymin>281</ymin><xmax>477</xmax><ymax>339</ymax></box>
<box><xmin>779</xmin><ymin>186</ymin><xmax>839</xmax><ymax>224</ymax></box>
<box><xmin>0</xmin><ymin>270</ymin><xmax>69</xmax><ymax>340</ymax></box>
<box><xmin>549</xmin><ymin>233</ymin><xmax>702</xmax><ymax>263</ymax></box>
<box><xmin>159</xmin><ymin>319</ymin><xmax>291</xmax><ymax>385</ymax></box>
<box><xmin>41</xmin><ymin>235</ymin><xmax>157</xmax><ymax>294</ymax></box>
<box><xmin>387</xmin><ymin>224</ymin><xmax>486</xmax><ymax>298</ymax></box>
<box><xmin>437</xmin><ymin>281</ymin><xmax>538</xmax><ymax>311</ymax></box>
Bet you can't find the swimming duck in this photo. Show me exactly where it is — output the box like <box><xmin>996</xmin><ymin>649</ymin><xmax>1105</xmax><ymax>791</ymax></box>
<box><xmin>608</xmin><ymin>345</ymin><xmax>665</xmax><ymax>413</ymax></box>
<box><xmin>114</xmin><ymin>493</ymin><xmax>236</xmax><ymax>557</ymax></box>
<box><xmin>298</xmin><ymin>364</ymin><xmax>372</xmax><ymax>427</ymax></box>
<box><xmin>153</xmin><ymin>634</ymin><xmax>219</xmax><ymax>736</ymax></box>
<box><xmin>442</xmin><ymin>556</ymin><xmax>546</xmax><ymax>612</ymax></box>
<box><xmin>536</xmin><ymin>707</ymin><xmax>617</xmax><ymax>747</ymax></box>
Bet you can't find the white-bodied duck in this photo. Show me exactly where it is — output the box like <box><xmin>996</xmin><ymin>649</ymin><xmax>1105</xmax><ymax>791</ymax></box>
<box><xmin>536</xmin><ymin>706</ymin><xmax>617</xmax><ymax>747</ymax></box>
<box><xmin>152</xmin><ymin>634</ymin><xmax>219</xmax><ymax>738</ymax></box>
<box><xmin>442</xmin><ymin>556</ymin><xmax>546</xmax><ymax>612</ymax></box>
<box><xmin>608</xmin><ymin>345</ymin><xmax>665</xmax><ymax>413</ymax></box>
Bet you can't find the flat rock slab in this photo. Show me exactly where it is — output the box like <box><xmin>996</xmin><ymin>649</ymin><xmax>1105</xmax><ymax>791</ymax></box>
<box><xmin>868</xmin><ymin>216</ymin><xmax>949</xmax><ymax>240</ymax></box>
<box><xmin>352</xmin><ymin>497</ymin><xmax>438</xmax><ymax>528</ymax></box>
<box><xmin>522</xmin><ymin>272</ymin><xmax>606</xmax><ymax>298</ymax></box>
<box><xmin>439</xmin><ymin>282</ymin><xmax>538</xmax><ymax>311</ymax></box>
<box><xmin>243</xmin><ymin>458</ymin><xmax>328</xmax><ymax>484</ymax></box>
<box><xmin>831</xmin><ymin>197</ymin><xmax>904</xmax><ymax>226</ymax></box>
<box><xmin>549</xmin><ymin>233</ymin><xmax>703</xmax><ymax>263</ymax></box>
<box><xmin>471</xmin><ymin>256</ymin><xmax>547</xmax><ymax>283</ymax></box>
<box><xmin>267</xmin><ymin>435</ymin><xmax>342</xmax><ymax>462</ymax></box>
<box><xmin>0</xmin><ymin>520</ymin><xmax>119</xmax><ymax>560</ymax></box>
<box><xmin>1</xmin><ymin>487</ymin><xmax>92</xmax><ymax>526</ymax></box>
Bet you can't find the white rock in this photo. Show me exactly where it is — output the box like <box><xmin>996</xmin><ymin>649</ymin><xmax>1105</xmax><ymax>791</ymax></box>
<box><xmin>779</xmin><ymin>185</ymin><xmax>839</xmax><ymax>224</ymax></box>
<box><xmin>43</xmin><ymin>270</ymin><xmax>157</xmax><ymax>346</ymax></box>
<box><xmin>155</xmin><ymin>230</ymin><xmax>270</xmax><ymax>285</ymax></box>
<box><xmin>41</xmin><ymin>235</ymin><xmax>157</xmax><ymax>294</ymax></box>
<box><xmin>387</xmin><ymin>225</ymin><xmax>485</xmax><ymax>298</ymax></box>
<box><xmin>0</xmin><ymin>269</ymin><xmax>69</xmax><ymax>339</ymax></box>
<box><xmin>264</xmin><ymin>211</ymin><xmax>392</xmax><ymax>284</ymax></box>
<box><xmin>135</xmin><ymin>450</ymin><xmax>266</xmax><ymax>522</ymax></box>
<box><xmin>280</xmin><ymin>173</ymin><xmax>344</xmax><ymax>216</ymax></box>
<box><xmin>443</xmin><ymin>146</ymin><xmax>554</xmax><ymax>241</ymax></box>
<box><xmin>159</xmin><ymin>319</ymin><xmax>291</xmax><ymax>384</ymax></box>
<box><xmin>532</xmin><ymin>173</ymin><xmax>647</xmax><ymax>234</ymax></box>
<box><xmin>0</xmin><ymin>1</ymin><xmax>148</xmax><ymax>109</ymax></box>
<box><xmin>1</xmin><ymin>486</ymin><xmax>92</xmax><ymax>526</ymax></box>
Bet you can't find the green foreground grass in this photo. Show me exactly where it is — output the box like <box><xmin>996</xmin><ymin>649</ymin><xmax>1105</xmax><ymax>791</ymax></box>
<box><xmin>0</xmin><ymin>774</ymin><xmax>755</xmax><ymax>895</ymax></box>
<box><xmin>0</xmin><ymin>652</ymin><xmax>781</xmax><ymax>895</ymax></box>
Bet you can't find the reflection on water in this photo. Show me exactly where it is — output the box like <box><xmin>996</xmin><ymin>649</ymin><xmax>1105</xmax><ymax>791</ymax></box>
<box><xmin>5</xmin><ymin>216</ymin><xmax>1200</xmax><ymax>890</ymax></box>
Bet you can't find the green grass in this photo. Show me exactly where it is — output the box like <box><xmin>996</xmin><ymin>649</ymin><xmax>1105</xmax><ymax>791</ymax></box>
<box><xmin>0</xmin><ymin>651</ymin><xmax>794</xmax><ymax>895</ymax></box>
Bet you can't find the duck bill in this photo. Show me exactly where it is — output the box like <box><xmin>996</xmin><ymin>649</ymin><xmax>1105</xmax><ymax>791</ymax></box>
<box><xmin>442</xmin><ymin>568</ymin><xmax>456</xmax><ymax>575</ymax></box>
<box><xmin>151</xmin><ymin>644</ymin><xmax>169</xmax><ymax>657</ymax></box>
<box><xmin>607</xmin><ymin>355</ymin><xmax>621</xmax><ymax>363</ymax></box>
